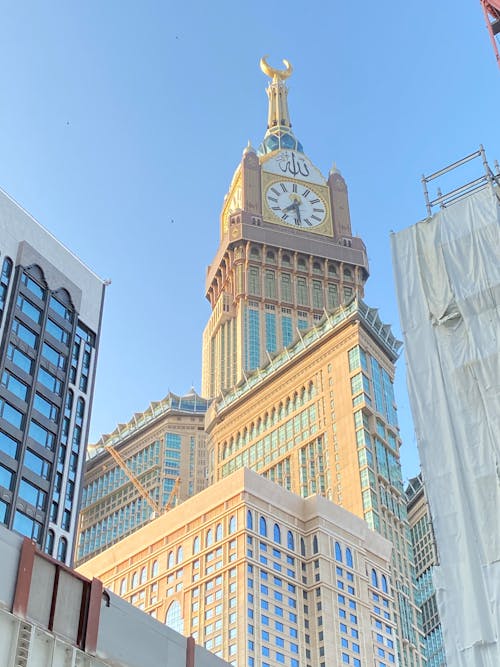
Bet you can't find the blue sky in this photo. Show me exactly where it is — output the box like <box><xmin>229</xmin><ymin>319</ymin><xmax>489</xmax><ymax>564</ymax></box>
<box><xmin>0</xmin><ymin>2</ymin><xmax>498</xmax><ymax>481</ymax></box>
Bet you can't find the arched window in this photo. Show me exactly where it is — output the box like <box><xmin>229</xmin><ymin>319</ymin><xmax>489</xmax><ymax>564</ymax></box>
<box><xmin>335</xmin><ymin>542</ymin><xmax>343</xmax><ymax>562</ymax></box>
<box><xmin>120</xmin><ymin>578</ymin><xmax>127</xmax><ymax>596</ymax></box>
<box><xmin>300</xmin><ymin>538</ymin><xmax>306</xmax><ymax>557</ymax></box>
<box><xmin>344</xmin><ymin>267</ymin><xmax>352</xmax><ymax>279</ymax></box>
<box><xmin>287</xmin><ymin>531</ymin><xmax>294</xmax><ymax>551</ymax></box>
<box><xmin>229</xmin><ymin>515</ymin><xmax>236</xmax><ymax>534</ymax></box>
<box><xmin>206</xmin><ymin>528</ymin><xmax>213</xmax><ymax>547</ymax></box>
<box><xmin>131</xmin><ymin>571</ymin><xmax>138</xmax><ymax>588</ymax></box>
<box><xmin>152</xmin><ymin>560</ymin><xmax>159</xmax><ymax>577</ymax></box>
<box><xmin>140</xmin><ymin>566</ymin><xmax>147</xmax><ymax>584</ymax></box>
<box><xmin>165</xmin><ymin>600</ymin><xmax>184</xmax><ymax>634</ymax></box>
<box><xmin>371</xmin><ymin>569</ymin><xmax>378</xmax><ymax>589</ymax></box>
<box><xmin>273</xmin><ymin>523</ymin><xmax>281</xmax><ymax>544</ymax></box>
<box><xmin>167</xmin><ymin>551</ymin><xmax>175</xmax><ymax>569</ymax></box>
<box><xmin>247</xmin><ymin>510</ymin><xmax>253</xmax><ymax>530</ymax></box>
<box><xmin>177</xmin><ymin>546</ymin><xmax>183</xmax><ymax>563</ymax></box>
<box><xmin>193</xmin><ymin>536</ymin><xmax>200</xmax><ymax>554</ymax></box>
<box><xmin>381</xmin><ymin>574</ymin><xmax>388</xmax><ymax>594</ymax></box>
<box><xmin>216</xmin><ymin>523</ymin><xmax>223</xmax><ymax>541</ymax></box>
<box><xmin>76</xmin><ymin>397</ymin><xmax>85</xmax><ymax>425</ymax></box>
<box><xmin>57</xmin><ymin>537</ymin><xmax>67</xmax><ymax>562</ymax></box>
<box><xmin>45</xmin><ymin>529</ymin><xmax>54</xmax><ymax>555</ymax></box>
<box><xmin>312</xmin><ymin>535</ymin><xmax>319</xmax><ymax>554</ymax></box>
<box><xmin>259</xmin><ymin>516</ymin><xmax>267</xmax><ymax>537</ymax></box>
<box><xmin>345</xmin><ymin>547</ymin><xmax>353</xmax><ymax>568</ymax></box>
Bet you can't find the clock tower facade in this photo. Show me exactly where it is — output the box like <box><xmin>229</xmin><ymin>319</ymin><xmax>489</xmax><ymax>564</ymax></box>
<box><xmin>202</xmin><ymin>59</ymin><xmax>369</xmax><ymax>398</ymax></box>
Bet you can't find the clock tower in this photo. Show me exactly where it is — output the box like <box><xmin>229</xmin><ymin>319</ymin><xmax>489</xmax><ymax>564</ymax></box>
<box><xmin>202</xmin><ymin>58</ymin><xmax>369</xmax><ymax>398</ymax></box>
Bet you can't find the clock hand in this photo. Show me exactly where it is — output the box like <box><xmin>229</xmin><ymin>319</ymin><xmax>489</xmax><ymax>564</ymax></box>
<box><xmin>293</xmin><ymin>201</ymin><xmax>302</xmax><ymax>225</ymax></box>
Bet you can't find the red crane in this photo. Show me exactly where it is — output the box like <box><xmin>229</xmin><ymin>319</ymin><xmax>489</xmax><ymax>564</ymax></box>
<box><xmin>481</xmin><ymin>0</ymin><xmax>500</xmax><ymax>67</ymax></box>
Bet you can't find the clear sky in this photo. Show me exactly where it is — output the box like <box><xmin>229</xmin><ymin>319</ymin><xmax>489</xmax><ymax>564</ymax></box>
<box><xmin>0</xmin><ymin>2</ymin><xmax>498</xmax><ymax>482</ymax></box>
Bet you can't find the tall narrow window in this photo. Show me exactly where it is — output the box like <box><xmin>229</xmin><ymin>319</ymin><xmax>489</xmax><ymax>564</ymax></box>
<box><xmin>281</xmin><ymin>274</ymin><xmax>292</xmax><ymax>302</ymax></box>
<box><xmin>265</xmin><ymin>270</ymin><xmax>276</xmax><ymax>298</ymax></box>
<box><xmin>259</xmin><ymin>516</ymin><xmax>267</xmax><ymax>537</ymax></box>
<box><xmin>312</xmin><ymin>281</ymin><xmax>323</xmax><ymax>308</ymax></box>
<box><xmin>335</xmin><ymin>542</ymin><xmax>343</xmax><ymax>562</ymax></box>
<box><xmin>296</xmin><ymin>277</ymin><xmax>308</xmax><ymax>306</ymax></box>
<box><xmin>273</xmin><ymin>523</ymin><xmax>281</xmax><ymax>544</ymax></box>
<box><xmin>248</xmin><ymin>267</ymin><xmax>261</xmax><ymax>296</ymax></box>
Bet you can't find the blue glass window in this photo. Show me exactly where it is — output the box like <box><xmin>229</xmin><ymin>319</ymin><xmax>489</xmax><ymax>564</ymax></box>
<box><xmin>1</xmin><ymin>371</ymin><xmax>28</xmax><ymax>401</ymax></box>
<box><xmin>345</xmin><ymin>547</ymin><xmax>353</xmax><ymax>568</ymax></box>
<box><xmin>0</xmin><ymin>464</ymin><xmax>14</xmax><ymax>490</ymax></box>
<box><xmin>287</xmin><ymin>530</ymin><xmax>294</xmax><ymax>550</ymax></box>
<box><xmin>0</xmin><ymin>399</ymin><xmax>23</xmax><ymax>429</ymax></box>
<box><xmin>273</xmin><ymin>523</ymin><xmax>281</xmax><ymax>544</ymax></box>
<box><xmin>8</xmin><ymin>344</ymin><xmax>33</xmax><ymax>375</ymax></box>
<box><xmin>335</xmin><ymin>542</ymin><xmax>343</xmax><ymax>562</ymax></box>
<box><xmin>13</xmin><ymin>510</ymin><xmax>42</xmax><ymax>541</ymax></box>
<box><xmin>21</xmin><ymin>273</ymin><xmax>45</xmax><ymax>300</ymax></box>
<box><xmin>265</xmin><ymin>312</ymin><xmax>277</xmax><ymax>354</ymax></box>
<box><xmin>0</xmin><ymin>431</ymin><xmax>18</xmax><ymax>459</ymax></box>
<box><xmin>259</xmin><ymin>516</ymin><xmax>267</xmax><ymax>537</ymax></box>
<box><xmin>46</xmin><ymin>318</ymin><xmax>69</xmax><ymax>344</ymax></box>
<box><xmin>12</xmin><ymin>320</ymin><xmax>37</xmax><ymax>348</ymax></box>
<box><xmin>37</xmin><ymin>367</ymin><xmax>62</xmax><ymax>394</ymax></box>
<box><xmin>49</xmin><ymin>295</ymin><xmax>72</xmax><ymax>322</ymax></box>
<box><xmin>17</xmin><ymin>294</ymin><xmax>41</xmax><ymax>323</ymax></box>
<box><xmin>247</xmin><ymin>510</ymin><xmax>253</xmax><ymax>530</ymax></box>
<box><xmin>23</xmin><ymin>449</ymin><xmax>51</xmax><ymax>479</ymax></box>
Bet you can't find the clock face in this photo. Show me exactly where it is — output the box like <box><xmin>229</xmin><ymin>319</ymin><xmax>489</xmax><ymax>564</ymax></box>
<box><xmin>265</xmin><ymin>181</ymin><xmax>326</xmax><ymax>227</ymax></box>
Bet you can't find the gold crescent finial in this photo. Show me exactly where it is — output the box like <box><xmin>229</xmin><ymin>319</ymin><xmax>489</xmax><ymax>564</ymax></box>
<box><xmin>260</xmin><ymin>55</ymin><xmax>293</xmax><ymax>81</ymax></box>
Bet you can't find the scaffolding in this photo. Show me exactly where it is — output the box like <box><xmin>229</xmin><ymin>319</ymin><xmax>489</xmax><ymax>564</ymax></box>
<box><xmin>421</xmin><ymin>144</ymin><xmax>500</xmax><ymax>216</ymax></box>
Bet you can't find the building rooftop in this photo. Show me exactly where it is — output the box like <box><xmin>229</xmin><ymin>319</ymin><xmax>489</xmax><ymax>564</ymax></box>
<box><xmin>88</xmin><ymin>389</ymin><xmax>209</xmax><ymax>459</ymax></box>
<box><xmin>215</xmin><ymin>298</ymin><xmax>402</xmax><ymax>412</ymax></box>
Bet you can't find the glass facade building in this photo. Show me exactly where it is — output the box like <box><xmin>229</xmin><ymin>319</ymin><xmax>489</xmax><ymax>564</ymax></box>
<box><xmin>0</xmin><ymin>187</ymin><xmax>105</xmax><ymax>564</ymax></box>
<box><xmin>76</xmin><ymin>390</ymin><xmax>209</xmax><ymax>565</ymax></box>
<box><xmin>406</xmin><ymin>474</ymin><xmax>446</xmax><ymax>666</ymax></box>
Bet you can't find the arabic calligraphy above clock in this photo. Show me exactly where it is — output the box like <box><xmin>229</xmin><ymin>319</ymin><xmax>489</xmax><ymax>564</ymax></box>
<box><xmin>261</xmin><ymin>150</ymin><xmax>325</xmax><ymax>185</ymax></box>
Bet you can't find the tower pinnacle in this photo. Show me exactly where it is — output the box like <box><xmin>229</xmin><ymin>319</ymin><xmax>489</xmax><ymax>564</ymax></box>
<box><xmin>258</xmin><ymin>56</ymin><xmax>303</xmax><ymax>156</ymax></box>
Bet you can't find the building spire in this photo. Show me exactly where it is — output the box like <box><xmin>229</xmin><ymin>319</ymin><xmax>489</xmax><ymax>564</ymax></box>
<box><xmin>258</xmin><ymin>56</ymin><xmax>303</xmax><ymax>156</ymax></box>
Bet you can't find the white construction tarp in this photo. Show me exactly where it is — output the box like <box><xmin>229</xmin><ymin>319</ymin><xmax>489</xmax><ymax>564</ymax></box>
<box><xmin>391</xmin><ymin>186</ymin><xmax>500</xmax><ymax>667</ymax></box>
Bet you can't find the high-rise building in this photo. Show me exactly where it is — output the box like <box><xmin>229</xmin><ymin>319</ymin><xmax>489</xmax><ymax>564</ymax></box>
<box><xmin>405</xmin><ymin>474</ymin><xmax>446</xmax><ymax>667</ymax></box>
<box><xmin>76</xmin><ymin>389</ymin><xmax>209</xmax><ymax>564</ymax></box>
<box><xmin>0</xmin><ymin>188</ymin><xmax>105</xmax><ymax>565</ymax></box>
<box><xmin>78</xmin><ymin>467</ymin><xmax>396</xmax><ymax>667</ymax></box>
<box><xmin>202</xmin><ymin>60</ymin><xmax>425</xmax><ymax>667</ymax></box>
<box><xmin>201</xmin><ymin>57</ymin><xmax>369</xmax><ymax>399</ymax></box>
<box><xmin>392</xmin><ymin>148</ymin><xmax>500</xmax><ymax>666</ymax></box>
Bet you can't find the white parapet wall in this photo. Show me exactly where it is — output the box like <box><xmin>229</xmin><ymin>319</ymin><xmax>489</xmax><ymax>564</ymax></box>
<box><xmin>391</xmin><ymin>185</ymin><xmax>500</xmax><ymax>667</ymax></box>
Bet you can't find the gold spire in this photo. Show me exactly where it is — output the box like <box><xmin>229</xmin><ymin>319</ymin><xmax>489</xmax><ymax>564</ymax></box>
<box><xmin>258</xmin><ymin>56</ymin><xmax>303</xmax><ymax>156</ymax></box>
<box><xmin>260</xmin><ymin>55</ymin><xmax>293</xmax><ymax>132</ymax></box>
